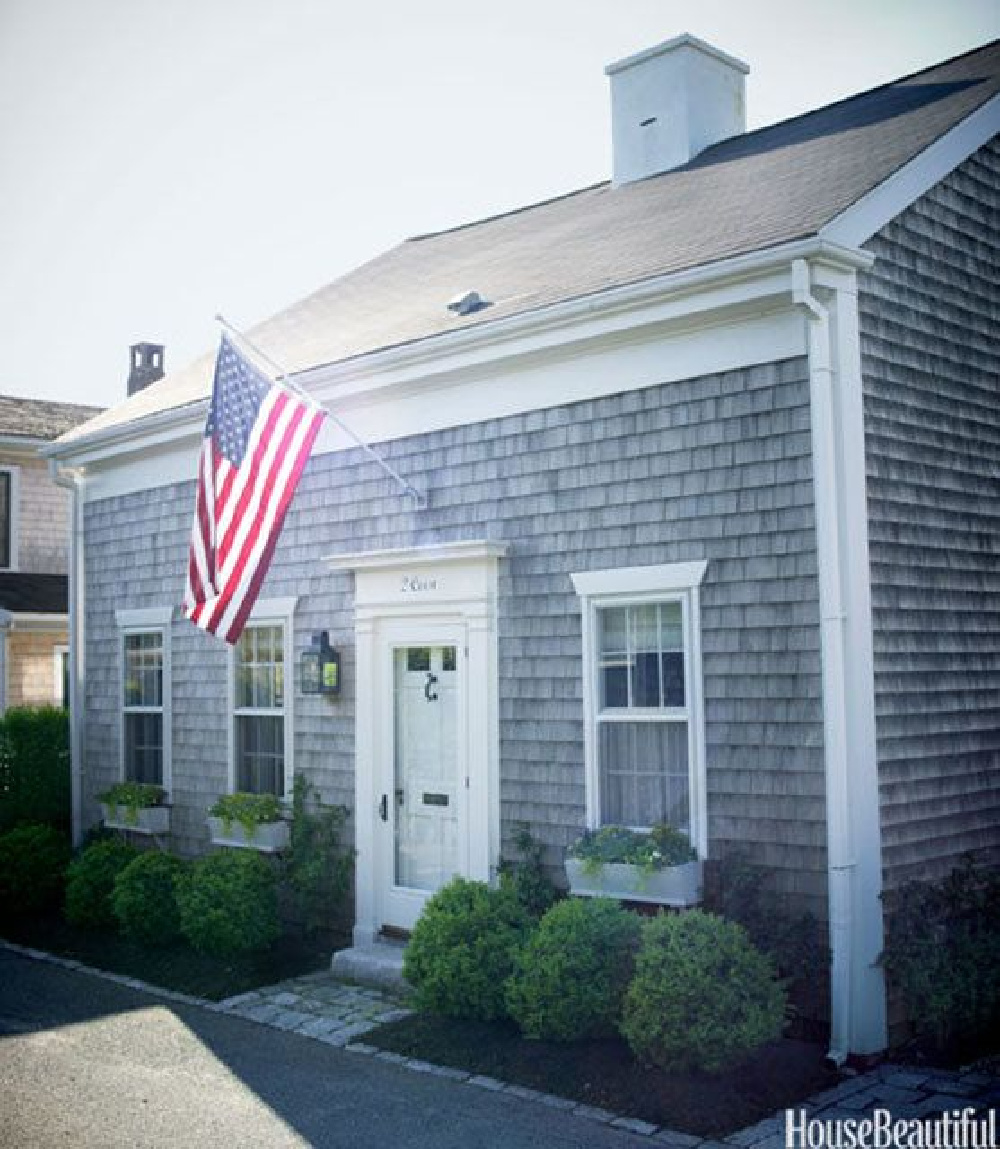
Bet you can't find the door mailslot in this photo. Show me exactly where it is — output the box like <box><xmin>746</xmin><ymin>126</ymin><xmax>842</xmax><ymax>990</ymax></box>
<box><xmin>422</xmin><ymin>792</ymin><xmax>449</xmax><ymax>807</ymax></box>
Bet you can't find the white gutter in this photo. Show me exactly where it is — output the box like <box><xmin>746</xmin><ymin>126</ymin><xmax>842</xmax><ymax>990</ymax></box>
<box><xmin>792</xmin><ymin>258</ymin><xmax>888</xmax><ymax>1062</ymax></box>
<box><xmin>49</xmin><ymin>460</ymin><xmax>86</xmax><ymax>847</ymax></box>
<box><xmin>42</xmin><ymin>235</ymin><xmax>873</xmax><ymax>469</ymax></box>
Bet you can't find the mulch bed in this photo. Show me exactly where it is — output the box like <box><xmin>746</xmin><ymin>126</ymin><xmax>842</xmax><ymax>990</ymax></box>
<box><xmin>0</xmin><ymin>911</ymin><xmax>337</xmax><ymax>1001</ymax></box>
<box><xmin>367</xmin><ymin>1013</ymin><xmax>839</xmax><ymax>1137</ymax></box>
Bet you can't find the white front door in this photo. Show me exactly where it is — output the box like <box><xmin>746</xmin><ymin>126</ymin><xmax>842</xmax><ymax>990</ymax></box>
<box><xmin>379</xmin><ymin>628</ymin><xmax>466</xmax><ymax>932</ymax></box>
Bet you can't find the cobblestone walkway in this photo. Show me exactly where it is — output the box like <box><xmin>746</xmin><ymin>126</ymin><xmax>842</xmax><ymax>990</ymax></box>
<box><xmin>216</xmin><ymin>969</ymin><xmax>998</xmax><ymax>1146</ymax></box>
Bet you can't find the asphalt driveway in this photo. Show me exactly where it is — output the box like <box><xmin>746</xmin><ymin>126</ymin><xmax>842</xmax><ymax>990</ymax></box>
<box><xmin>0</xmin><ymin>948</ymin><xmax>654</xmax><ymax>1149</ymax></box>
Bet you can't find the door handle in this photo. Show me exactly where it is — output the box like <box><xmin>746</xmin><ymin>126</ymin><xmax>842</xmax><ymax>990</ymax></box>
<box><xmin>424</xmin><ymin>672</ymin><xmax>438</xmax><ymax>701</ymax></box>
<box><xmin>379</xmin><ymin>794</ymin><xmax>388</xmax><ymax>822</ymax></box>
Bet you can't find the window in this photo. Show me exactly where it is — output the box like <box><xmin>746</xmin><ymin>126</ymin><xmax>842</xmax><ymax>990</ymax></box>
<box><xmin>0</xmin><ymin>467</ymin><xmax>18</xmax><ymax>570</ymax></box>
<box><xmin>229</xmin><ymin>599</ymin><xmax>295</xmax><ymax>797</ymax></box>
<box><xmin>571</xmin><ymin>562</ymin><xmax>708</xmax><ymax>857</ymax></box>
<box><xmin>116</xmin><ymin>608</ymin><xmax>172</xmax><ymax>792</ymax></box>
<box><xmin>54</xmin><ymin>645</ymin><xmax>69</xmax><ymax>708</ymax></box>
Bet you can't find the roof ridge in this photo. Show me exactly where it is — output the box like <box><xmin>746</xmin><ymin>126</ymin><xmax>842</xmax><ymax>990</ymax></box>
<box><xmin>0</xmin><ymin>392</ymin><xmax>104</xmax><ymax>411</ymax></box>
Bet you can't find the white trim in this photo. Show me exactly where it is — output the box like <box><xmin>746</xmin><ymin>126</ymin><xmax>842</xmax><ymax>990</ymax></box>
<box><xmin>6</xmin><ymin>612</ymin><xmax>68</xmax><ymax>633</ymax></box>
<box><xmin>0</xmin><ymin>465</ymin><xmax>20</xmax><ymax>571</ymax></box>
<box><xmin>325</xmin><ymin>540</ymin><xmax>510</xmax><ymax>572</ymax></box>
<box><xmin>793</xmin><ymin>259</ymin><xmax>886</xmax><ymax>1057</ymax></box>
<box><xmin>821</xmin><ymin>94</ymin><xmax>1000</xmax><ymax>248</ymax></box>
<box><xmin>53</xmin><ymin>644</ymin><xmax>69</xmax><ymax>707</ymax></box>
<box><xmin>226</xmin><ymin>597</ymin><xmax>297</xmax><ymax>798</ymax></box>
<box><xmin>571</xmin><ymin>560</ymin><xmax>708</xmax><ymax>599</ymax></box>
<box><xmin>332</xmin><ymin>544</ymin><xmax>503</xmax><ymax>945</ymax></box>
<box><xmin>117</xmin><ymin>615</ymin><xmax>172</xmax><ymax>799</ymax></box>
<box><xmin>571</xmin><ymin>561</ymin><xmax>708</xmax><ymax>860</ymax></box>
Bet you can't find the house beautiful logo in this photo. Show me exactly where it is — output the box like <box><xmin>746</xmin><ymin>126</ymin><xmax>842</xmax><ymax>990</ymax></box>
<box><xmin>786</xmin><ymin>1108</ymin><xmax>997</xmax><ymax>1149</ymax></box>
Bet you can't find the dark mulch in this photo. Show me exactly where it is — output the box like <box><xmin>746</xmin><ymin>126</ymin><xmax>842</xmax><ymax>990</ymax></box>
<box><xmin>0</xmin><ymin>911</ymin><xmax>338</xmax><ymax>1001</ymax></box>
<box><xmin>367</xmin><ymin>1013</ymin><xmax>838</xmax><ymax>1138</ymax></box>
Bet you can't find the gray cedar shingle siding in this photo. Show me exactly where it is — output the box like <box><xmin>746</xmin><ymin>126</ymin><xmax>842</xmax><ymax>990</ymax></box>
<box><xmin>82</xmin><ymin>356</ymin><xmax>827</xmax><ymax>908</ymax></box>
<box><xmin>860</xmin><ymin>137</ymin><xmax>1000</xmax><ymax>888</ymax></box>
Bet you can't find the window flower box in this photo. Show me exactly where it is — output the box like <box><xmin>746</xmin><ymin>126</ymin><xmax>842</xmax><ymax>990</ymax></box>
<box><xmin>99</xmin><ymin>782</ymin><xmax>170</xmax><ymax>836</ymax></box>
<box><xmin>207</xmin><ymin>792</ymin><xmax>289</xmax><ymax>853</ymax></box>
<box><xmin>565</xmin><ymin>824</ymin><xmax>702</xmax><ymax>908</ymax></box>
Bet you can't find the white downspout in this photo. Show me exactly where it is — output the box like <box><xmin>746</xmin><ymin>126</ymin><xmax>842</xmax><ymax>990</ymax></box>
<box><xmin>792</xmin><ymin>259</ymin><xmax>854</xmax><ymax>1066</ymax></box>
<box><xmin>49</xmin><ymin>461</ymin><xmax>86</xmax><ymax>847</ymax></box>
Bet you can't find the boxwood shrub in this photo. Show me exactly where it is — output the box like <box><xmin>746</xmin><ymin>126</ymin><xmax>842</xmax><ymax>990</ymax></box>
<box><xmin>65</xmin><ymin>838</ymin><xmax>140</xmax><ymax>928</ymax></box>
<box><xmin>0</xmin><ymin>823</ymin><xmax>71</xmax><ymax>919</ymax></box>
<box><xmin>621</xmin><ymin>909</ymin><xmax>786</xmax><ymax>1073</ymax></box>
<box><xmin>506</xmin><ymin>897</ymin><xmax>641</xmax><ymax>1040</ymax></box>
<box><xmin>112</xmin><ymin>851</ymin><xmax>188</xmax><ymax>946</ymax></box>
<box><xmin>403</xmin><ymin>877</ymin><xmax>533</xmax><ymax>1021</ymax></box>
<box><xmin>176</xmin><ymin>849</ymin><xmax>279</xmax><ymax>956</ymax></box>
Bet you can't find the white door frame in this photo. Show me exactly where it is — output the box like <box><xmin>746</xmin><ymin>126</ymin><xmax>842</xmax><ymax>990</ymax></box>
<box><xmin>325</xmin><ymin>540</ymin><xmax>508</xmax><ymax>946</ymax></box>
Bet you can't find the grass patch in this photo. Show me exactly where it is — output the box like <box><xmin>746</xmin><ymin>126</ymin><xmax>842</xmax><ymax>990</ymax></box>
<box><xmin>367</xmin><ymin>1013</ymin><xmax>837</xmax><ymax>1137</ymax></box>
<box><xmin>1</xmin><ymin>911</ymin><xmax>339</xmax><ymax>1000</ymax></box>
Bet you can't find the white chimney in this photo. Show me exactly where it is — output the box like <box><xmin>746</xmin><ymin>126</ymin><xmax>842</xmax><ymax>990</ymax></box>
<box><xmin>606</xmin><ymin>33</ymin><xmax>749</xmax><ymax>185</ymax></box>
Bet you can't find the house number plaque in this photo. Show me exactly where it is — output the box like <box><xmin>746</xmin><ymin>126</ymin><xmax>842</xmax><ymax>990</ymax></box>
<box><xmin>401</xmin><ymin>574</ymin><xmax>439</xmax><ymax>594</ymax></box>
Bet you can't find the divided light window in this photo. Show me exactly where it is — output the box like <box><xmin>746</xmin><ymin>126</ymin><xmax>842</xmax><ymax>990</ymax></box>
<box><xmin>123</xmin><ymin>632</ymin><xmax>164</xmax><ymax>785</ymax></box>
<box><xmin>596</xmin><ymin>601</ymin><xmax>690</xmax><ymax>831</ymax></box>
<box><xmin>234</xmin><ymin>623</ymin><xmax>285</xmax><ymax>796</ymax></box>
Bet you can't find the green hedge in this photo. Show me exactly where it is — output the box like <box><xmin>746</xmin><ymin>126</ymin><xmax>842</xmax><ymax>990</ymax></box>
<box><xmin>0</xmin><ymin>706</ymin><xmax>71</xmax><ymax>833</ymax></box>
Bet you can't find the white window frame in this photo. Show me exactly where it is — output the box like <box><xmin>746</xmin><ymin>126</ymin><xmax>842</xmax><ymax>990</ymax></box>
<box><xmin>0</xmin><ymin>465</ymin><xmax>20</xmax><ymax>572</ymax></box>
<box><xmin>115</xmin><ymin>607</ymin><xmax>173</xmax><ymax>796</ymax></box>
<box><xmin>53</xmin><ymin>644</ymin><xmax>69</xmax><ymax>707</ymax></box>
<box><xmin>571</xmin><ymin>561</ymin><xmax>708</xmax><ymax>860</ymax></box>
<box><xmin>226</xmin><ymin>597</ymin><xmax>296</xmax><ymax>798</ymax></box>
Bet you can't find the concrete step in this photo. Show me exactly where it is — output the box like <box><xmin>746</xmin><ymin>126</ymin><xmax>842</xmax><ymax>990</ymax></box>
<box><xmin>331</xmin><ymin>941</ymin><xmax>407</xmax><ymax>993</ymax></box>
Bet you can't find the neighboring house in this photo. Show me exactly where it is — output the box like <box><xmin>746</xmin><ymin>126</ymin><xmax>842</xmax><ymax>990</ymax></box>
<box><xmin>46</xmin><ymin>37</ymin><xmax>999</xmax><ymax>1059</ymax></box>
<box><xmin>0</xmin><ymin>395</ymin><xmax>103</xmax><ymax>711</ymax></box>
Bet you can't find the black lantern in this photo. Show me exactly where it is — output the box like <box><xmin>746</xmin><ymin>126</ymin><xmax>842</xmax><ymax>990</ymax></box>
<box><xmin>301</xmin><ymin>631</ymin><xmax>341</xmax><ymax>696</ymax></box>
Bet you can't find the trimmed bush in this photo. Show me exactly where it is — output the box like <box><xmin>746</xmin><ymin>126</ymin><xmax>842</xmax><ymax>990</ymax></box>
<box><xmin>403</xmin><ymin>877</ymin><xmax>533</xmax><ymax>1021</ymax></box>
<box><xmin>498</xmin><ymin>825</ymin><xmax>559</xmax><ymax>921</ymax></box>
<box><xmin>176</xmin><ymin>849</ymin><xmax>280</xmax><ymax>956</ymax></box>
<box><xmin>881</xmin><ymin>857</ymin><xmax>1000</xmax><ymax>1054</ymax></box>
<box><xmin>65</xmin><ymin>838</ymin><xmax>140</xmax><ymax>928</ymax></box>
<box><xmin>621</xmin><ymin>910</ymin><xmax>786</xmax><ymax>1074</ymax></box>
<box><xmin>506</xmin><ymin>897</ymin><xmax>641</xmax><ymax>1040</ymax></box>
<box><xmin>112</xmin><ymin>852</ymin><xmax>187</xmax><ymax>946</ymax></box>
<box><xmin>0</xmin><ymin>823</ymin><xmax>71</xmax><ymax>919</ymax></box>
<box><xmin>0</xmin><ymin>706</ymin><xmax>70</xmax><ymax>833</ymax></box>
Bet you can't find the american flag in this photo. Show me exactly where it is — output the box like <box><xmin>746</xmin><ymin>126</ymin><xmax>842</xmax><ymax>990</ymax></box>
<box><xmin>183</xmin><ymin>335</ymin><xmax>325</xmax><ymax>644</ymax></box>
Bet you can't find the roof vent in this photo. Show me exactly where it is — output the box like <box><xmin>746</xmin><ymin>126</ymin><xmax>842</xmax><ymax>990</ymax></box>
<box><xmin>447</xmin><ymin>290</ymin><xmax>490</xmax><ymax>317</ymax></box>
<box><xmin>127</xmin><ymin>342</ymin><xmax>165</xmax><ymax>396</ymax></box>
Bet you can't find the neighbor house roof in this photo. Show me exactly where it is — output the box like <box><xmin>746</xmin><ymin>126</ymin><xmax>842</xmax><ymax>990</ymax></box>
<box><xmin>0</xmin><ymin>394</ymin><xmax>104</xmax><ymax>442</ymax></box>
<box><xmin>56</xmin><ymin>40</ymin><xmax>1000</xmax><ymax>449</ymax></box>
<box><xmin>0</xmin><ymin>573</ymin><xmax>68</xmax><ymax>615</ymax></box>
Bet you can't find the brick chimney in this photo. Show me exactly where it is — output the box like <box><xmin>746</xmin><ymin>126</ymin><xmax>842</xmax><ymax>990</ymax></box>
<box><xmin>127</xmin><ymin>342</ymin><xmax>165</xmax><ymax>396</ymax></box>
<box><xmin>606</xmin><ymin>33</ymin><xmax>749</xmax><ymax>185</ymax></box>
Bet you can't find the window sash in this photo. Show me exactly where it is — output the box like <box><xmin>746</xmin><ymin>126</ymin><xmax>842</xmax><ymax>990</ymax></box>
<box><xmin>233</xmin><ymin>622</ymin><xmax>287</xmax><ymax>797</ymax></box>
<box><xmin>122</xmin><ymin>629</ymin><xmax>164</xmax><ymax>786</ymax></box>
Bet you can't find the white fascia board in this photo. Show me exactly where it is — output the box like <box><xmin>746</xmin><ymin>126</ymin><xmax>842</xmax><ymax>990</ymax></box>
<box><xmin>821</xmin><ymin>94</ymin><xmax>1000</xmax><ymax>248</ymax></box>
<box><xmin>8</xmin><ymin>612</ymin><xmax>68</xmax><ymax>632</ymax></box>
<box><xmin>45</xmin><ymin>235</ymin><xmax>871</xmax><ymax>502</ymax></box>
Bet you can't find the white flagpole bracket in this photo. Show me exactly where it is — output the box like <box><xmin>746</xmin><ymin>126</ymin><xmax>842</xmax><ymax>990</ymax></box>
<box><xmin>215</xmin><ymin>314</ymin><xmax>427</xmax><ymax>508</ymax></box>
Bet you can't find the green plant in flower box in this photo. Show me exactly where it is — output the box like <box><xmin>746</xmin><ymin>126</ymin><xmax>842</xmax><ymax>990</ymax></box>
<box><xmin>98</xmin><ymin>781</ymin><xmax>165</xmax><ymax>827</ymax></box>
<box><xmin>209</xmin><ymin>792</ymin><xmax>284</xmax><ymax>840</ymax></box>
<box><xmin>567</xmin><ymin>822</ymin><xmax>696</xmax><ymax>878</ymax></box>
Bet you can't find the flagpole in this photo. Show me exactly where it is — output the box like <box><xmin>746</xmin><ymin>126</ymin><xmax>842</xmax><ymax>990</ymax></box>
<box><xmin>215</xmin><ymin>314</ymin><xmax>426</xmax><ymax>507</ymax></box>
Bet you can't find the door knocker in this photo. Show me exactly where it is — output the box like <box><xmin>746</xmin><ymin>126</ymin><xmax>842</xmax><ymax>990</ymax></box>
<box><xmin>424</xmin><ymin>672</ymin><xmax>438</xmax><ymax>701</ymax></box>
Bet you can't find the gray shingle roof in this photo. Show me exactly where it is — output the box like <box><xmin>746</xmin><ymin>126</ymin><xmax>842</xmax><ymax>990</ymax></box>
<box><xmin>57</xmin><ymin>40</ymin><xmax>1000</xmax><ymax>448</ymax></box>
<box><xmin>0</xmin><ymin>394</ymin><xmax>104</xmax><ymax>441</ymax></box>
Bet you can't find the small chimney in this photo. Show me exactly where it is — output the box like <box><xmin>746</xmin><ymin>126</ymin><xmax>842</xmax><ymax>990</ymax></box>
<box><xmin>606</xmin><ymin>33</ymin><xmax>749</xmax><ymax>185</ymax></box>
<box><xmin>127</xmin><ymin>342</ymin><xmax>165</xmax><ymax>396</ymax></box>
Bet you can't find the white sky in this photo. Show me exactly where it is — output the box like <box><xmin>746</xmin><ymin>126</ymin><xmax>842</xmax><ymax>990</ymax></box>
<box><xmin>1</xmin><ymin>0</ymin><xmax>997</xmax><ymax>410</ymax></box>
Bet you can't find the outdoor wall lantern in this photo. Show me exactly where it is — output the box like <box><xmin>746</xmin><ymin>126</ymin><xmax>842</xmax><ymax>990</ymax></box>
<box><xmin>300</xmin><ymin>631</ymin><xmax>341</xmax><ymax>696</ymax></box>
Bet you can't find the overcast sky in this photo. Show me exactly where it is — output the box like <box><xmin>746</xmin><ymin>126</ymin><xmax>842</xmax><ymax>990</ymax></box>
<box><xmin>1</xmin><ymin>0</ymin><xmax>997</xmax><ymax>411</ymax></box>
